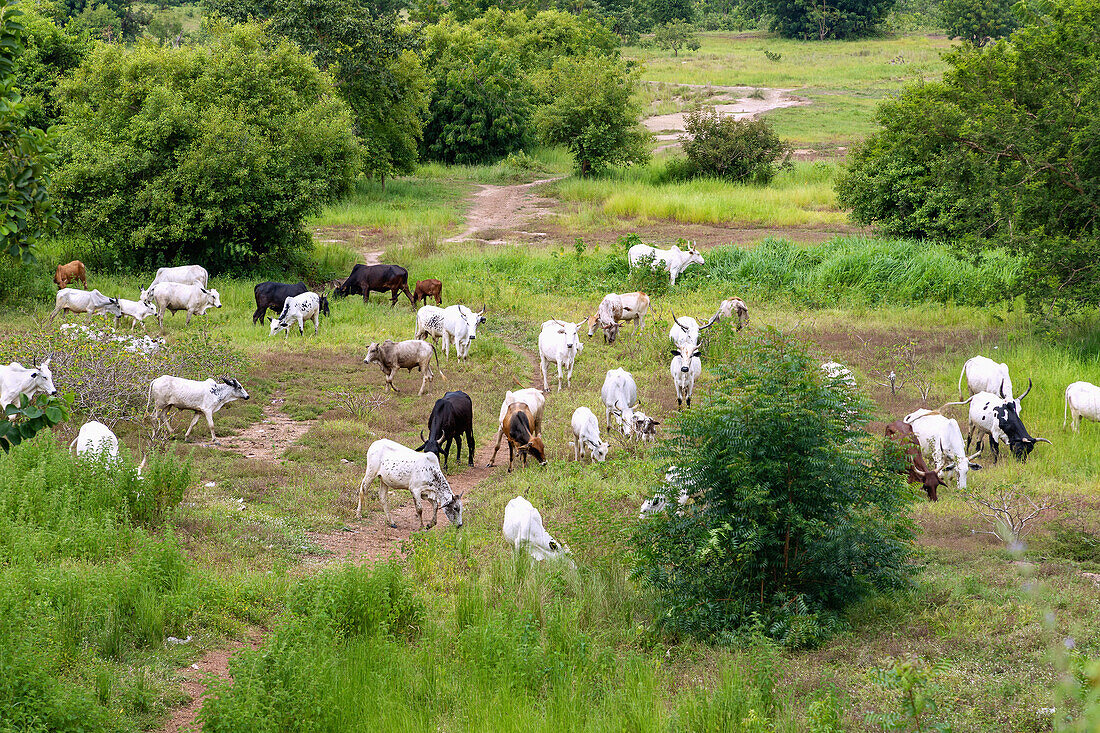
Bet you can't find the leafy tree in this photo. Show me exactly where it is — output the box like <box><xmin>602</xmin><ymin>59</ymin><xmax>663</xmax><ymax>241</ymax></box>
<box><xmin>146</xmin><ymin>7</ymin><xmax>183</xmax><ymax>44</ymax></box>
<box><xmin>653</xmin><ymin>19</ymin><xmax>699</xmax><ymax>55</ymax></box>
<box><xmin>54</xmin><ymin>22</ymin><xmax>359</xmax><ymax>272</ymax></box>
<box><xmin>57</xmin><ymin>0</ymin><xmax>150</xmax><ymax>39</ymax></box>
<box><xmin>766</xmin><ymin>0</ymin><xmax>895</xmax><ymax>38</ymax></box>
<box><xmin>13</xmin><ymin>6</ymin><xmax>89</xmax><ymax>130</ymax></box>
<box><xmin>650</xmin><ymin>0</ymin><xmax>693</xmax><ymax>24</ymax></box>
<box><xmin>680</xmin><ymin>109</ymin><xmax>791</xmax><ymax>183</ymax></box>
<box><xmin>632</xmin><ymin>329</ymin><xmax>915</xmax><ymax>646</ymax></box>
<box><xmin>940</xmin><ymin>0</ymin><xmax>1017</xmax><ymax>44</ymax></box>
<box><xmin>836</xmin><ymin>0</ymin><xmax>1100</xmax><ymax>312</ymax></box>
<box><xmin>534</xmin><ymin>55</ymin><xmax>649</xmax><ymax>176</ymax></box>
<box><xmin>0</xmin><ymin>0</ymin><xmax>61</xmax><ymax>264</ymax></box>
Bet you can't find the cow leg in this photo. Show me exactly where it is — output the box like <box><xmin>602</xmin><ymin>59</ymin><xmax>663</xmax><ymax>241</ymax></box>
<box><xmin>413</xmin><ymin>492</ymin><xmax>425</xmax><ymax>529</ymax></box>
<box><xmin>419</xmin><ymin>368</ymin><xmax>430</xmax><ymax>396</ymax></box>
<box><xmin>487</xmin><ymin>429</ymin><xmax>505</xmax><ymax>467</ymax></box>
<box><xmin>185</xmin><ymin>311</ymin><xmax>193</xmax><ymax>325</ymax></box>
<box><xmin>990</xmin><ymin>436</ymin><xmax>999</xmax><ymax>464</ymax></box>
<box><xmin>390</xmin><ymin>289</ymin><xmax>399</xmax><ymax>308</ymax></box>
<box><xmin>573</xmin><ymin>440</ymin><xmax>580</xmax><ymax>461</ymax></box>
<box><xmin>556</xmin><ymin>360</ymin><xmax>564</xmax><ymax>391</ymax></box>
<box><xmin>48</xmin><ymin>305</ymin><xmax>62</xmax><ymax>322</ymax></box>
<box><xmin>507</xmin><ymin>442</ymin><xmax>514</xmax><ymax>473</ymax></box>
<box><xmin>464</xmin><ymin>430</ymin><xmax>474</xmax><ymax>465</ymax></box>
<box><xmin>447</xmin><ymin>435</ymin><xmax>456</xmax><ymax>468</ymax></box>
<box><xmin>313</xmin><ymin>313</ymin><xmax>319</xmax><ymax>334</ymax></box>
<box><xmin>427</xmin><ymin>496</ymin><xmax>440</xmax><ymax>529</ymax></box>
<box><xmin>183</xmin><ymin>412</ymin><xmax>202</xmax><ymax>441</ymax></box>
<box><xmin>966</xmin><ymin>424</ymin><xmax>976</xmax><ymax>454</ymax></box>
<box><xmin>540</xmin><ymin>355</ymin><xmax>550</xmax><ymax>393</ymax></box>
<box><xmin>386</xmin><ymin>369</ymin><xmax>399</xmax><ymax>392</ymax></box>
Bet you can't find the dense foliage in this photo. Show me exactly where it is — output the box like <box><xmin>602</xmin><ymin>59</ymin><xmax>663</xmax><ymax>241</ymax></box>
<box><xmin>767</xmin><ymin>0</ymin><xmax>896</xmax><ymax>38</ymax></box>
<box><xmin>12</xmin><ymin>5</ymin><xmax>88</xmax><ymax>130</ymax></box>
<box><xmin>53</xmin><ymin>23</ymin><xmax>359</xmax><ymax>271</ymax></box>
<box><xmin>836</xmin><ymin>0</ymin><xmax>1100</xmax><ymax>311</ymax></box>
<box><xmin>633</xmin><ymin>329</ymin><xmax>915</xmax><ymax>646</ymax></box>
<box><xmin>680</xmin><ymin>109</ymin><xmax>791</xmax><ymax>184</ymax></box>
<box><xmin>940</xmin><ymin>0</ymin><xmax>1017</xmax><ymax>43</ymax></box>
<box><xmin>0</xmin><ymin>392</ymin><xmax>71</xmax><ymax>452</ymax></box>
<box><xmin>653</xmin><ymin>19</ymin><xmax>700</xmax><ymax>55</ymax></box>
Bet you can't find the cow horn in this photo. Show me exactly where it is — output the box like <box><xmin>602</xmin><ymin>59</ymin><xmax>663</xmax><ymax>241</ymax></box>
<box><xmin>998</xmin><ymin>378</ymin><xmax>1005</xmax><ymax>399</ymax></box>
<box><xmin>671</xmin><ymin>310</ymin><xmax>687</xmax><ymax>330</ymax></box>
<box><xmin>966</xmin><ymin>450</ymin><xmax>982</xmax><ymax>462</ymax></box>
<box><xmin>699</xmin><ymin>312</ymin><xmax>719</xmax><ymax>330</ymax></box>
<box><xmin>1019</xmin><ymin>378</ymin><xmax>1032</xmax><ymax>401</ymax></box>
<box><xmin>1035</xmin><ymin>437</ymin><xmax>1052</xmax><ymax>445</ymax></box>
<box><xmin>420</xmin><ymin>430</ymin><xmax>427</xmax><ymax>442</ymax></box>
<box><xmin>478</xmin><ymin>304</ymin><xmax>485</xmax><ymax>315</ymax></box>
<box><xmin>912</xmin><ymin>466</ymin><xmax>927</xmax><ymax>478</ymax></box>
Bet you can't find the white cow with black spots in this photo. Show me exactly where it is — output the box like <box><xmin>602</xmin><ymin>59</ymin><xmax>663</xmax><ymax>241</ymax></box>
<box><xmin>357</xmin><ymin>438</ymin><xmax>464</xmax><ymax>529</ymax></box>
<box><xmin>269</xmin><ymin>291</ymin><xmax>323</xmax><ymax>337</ymax></box>
<box><xmin>146</xmin><ymin>375</ymin><xmax>249</xmax><ymax>442</ymax></box>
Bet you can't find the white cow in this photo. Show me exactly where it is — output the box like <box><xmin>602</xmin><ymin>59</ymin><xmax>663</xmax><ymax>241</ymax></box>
<box><xmin>442</xmin><ymin>304</ymin><xmax>486</xmax><ymax>360</ymax></box>
<box><xmin>146</xmin><ymin>376</ymin><xmax>249</xmax><ymax>442</ymax></box>
<box><xmin>959</xmin><ymin>356</ymin><xmax>1014</xmax><ymax>400</ymax></box>
<box><xmin>588</xmin><ymin>292</ymin><xmax>651</xmax><ymax>341</ymax></box>
<box><xmin>502</xmin><ymin>496</ymin><xmax>571</xmax><ymax>563</ymax></box>
<box><xmin>148</xmin><ymin>265</ymin><xmax>209</xmax><ymax>289</ymax></box>
<box><xmin>628</xmin><ymin>243</ymin><xmax>705</xmax><ymax>285</ymax></box>
<box><xmin>570</xmin><ymin>406</ymin><xmax>609</xmax><ymax>462</ymax></box>
<box><xmin>601</xmin><ymin>367</ymin><xmax>639</xmax><ymax>437</ymax></box>
<box><xmin>269</xmin><ymin>292</ymin><xmax>322</xmax><ymax>337</ymax></box>
<box><xmin>70</xmin><ymin>420</ymin><xmax>119</xmax><ymax>459</ymax></box>
<box><xmin>640</xmin><ymin>466</ymin><xmax>692</xmax><ymax>517</ymax></box>
<box><xmin>712</xmin><ymin>297</ymin><xmax>749</xmax><ymax>331</ymax></box>
<box><xmin>1065</xmin><ymin>381</ymin><xmax>1100</xmax><ymax>431</ymax></box>
<box><xmin>669</xmin><ymin>311</ymin><xmax>715</xmax><ymax>352</ymax></box>
<box><xmin>142</xmin><ymin>283</ymin><xmax>222</xmax><ymax>329</ymax></box>
<box><xmin>49</xmin><ymin>288</ymin><xmax>121</xmax><ymax>322</ymax></box>
<box><xmin>904</xmin><ymin>409</ymin><xmax>980</xmax><ymax>489</ymax></box>
<box><xmin>538</xmin><ymin>318</ymin><xmax>587</xmax><ymax>392</ymax></box>
<box><xmin>357</xmin><ymin>438</ymin><xmax>463</xmax><ymax>528</ymax></box>
<box><xmin>114</xmin><ymin>298</ymin><xmax>158</xmax><ymax>331</ymax></box>
<box><xmin>0</xmin><ymin>359</ymin><xmax>57</xmax><ymax>410</ymax></box>
<box><xmin>487</xmin><ymin>388</ymin><xmax>546</xmax><ymax>466</ymax></box>
<box><xmin>670</xmin><ymin>348</ymin><xmax>702</xmax><ymax>408</ymax></box>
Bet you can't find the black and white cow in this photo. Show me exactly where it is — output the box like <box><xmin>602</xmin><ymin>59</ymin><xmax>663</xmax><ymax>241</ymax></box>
<box><xmin>414</xmin><ymin>390</ymin><xmax>474</xmax><ymax>470</ymax></box>
<box><xmin>955</xmin><ymin>381</ymin><xmax>1050</xmax><ymax>463</ymax></box>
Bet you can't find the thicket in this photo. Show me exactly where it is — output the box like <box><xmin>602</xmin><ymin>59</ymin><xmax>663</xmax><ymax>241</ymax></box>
<box><xmin>940</xmin><ymin>0</ymin><xmax>1017</xmax><ymax>43</ymax></box>
<box><xmin>52</xmin><ymin>22</ymin><xmax>359</xmax><ymax>272</ymax></box>
<box><xmin>679</xmin><ymin>110</ymin><xmax>791</xmax><ymax>184</ymax></box>
<box><xmin>836</xmin><ymin>0</ymin><xmax>1100</xmax><ymax>313</ymax></box>
<box><xmin>766</xmin><ymin>0</ymin><xmax>897</xmax><ymax>37</ymax></box>
<box><xmin>632</xmin><ymin>329</ymin><xmax>916</xmax><ymax>646</ymax></box>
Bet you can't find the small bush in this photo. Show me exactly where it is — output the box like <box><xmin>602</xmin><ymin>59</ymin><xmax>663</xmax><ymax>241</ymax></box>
<box><xmin>680</xmin><ymin>109</ymin><xmax>791</xmax><ymax>185</ymax></box>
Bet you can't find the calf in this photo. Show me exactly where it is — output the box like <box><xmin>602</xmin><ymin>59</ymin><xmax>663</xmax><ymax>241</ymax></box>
<box><xmin>503</xmin><ymin>496</ymin><xmax>571</xmax><ymax>562</ymax></box>
<box><xmin>628</xmin><ymin>243</ymin><xmax>705</xmax><ymax>285</ymax></box>
<box><xmin>957</xmin><ymin>386</ymin><xmax>1049</xmax><ymax>463</ymax></box>
<box><xmin>141</xmin><ymin>283</ymin><xmax>222</xmax><ymax>329</ymax></box>
<box><xmin>269</xmin><ymin>292</ymin><xmax>326</xmax><ymax>338</ymax></box>
<box><xmin>114</xmin><ymin>298</ymin><xmax>158</xmax><ymax>331</ymax></box>
<box><xmin>499</xmin><ymin>403</ymin><xmax>546</xmax><ymax>472</ymax></box>
<box><xmin>904</xmin><ymin>409</ymin><xmax>981</xmax><ymax>489</ymax></box>
<box><xmin>538</xmin><ymin>318</ymin><xmax>587</xmax><ymax>391</ymax></box>
<box><xmin>0</xmin><ymin>359</ymin><xmax>57</xmax><ymax>410</ymax></box>
<box><xmin>333</xmin><ymin>263</ymin><xmax>413</xmax><ymax>307</ymax></box>
<box><xmin>54</xmin><ymin>260</ymin><xmax>86</xmax><ymax>289</ymax></box>
<box><xmin>252</xmin><ymin>281</ymin><xmax>307</xmax><ymax>325</ymax></box>
<box><xmin>412</xmin><ymin>279</ymin><xmax>443</xmax><ymax>307</ymax></box>
<box><xmin>711</xmin><ymin>297</ymin><xmax>749</xmax><ymax>331</ymax></box>
<box><xmin>632</xmin><ymin>411</ymin><xmax>661</xmax><ymax>442</ymax></box>
<box><xmin>363</xmin><ymin>339</ymin><xmax>442</xmax><ymax>396</ymax></box>
<box><xmin>148</xmin><ymin>265</ymin><xmax>209</xmax><ymax>289</ymax></box>
<box><xmin>357</xmin><ymin>438</ymin><xmax>463</xmax><ymax>528</ymax></box>
<box><xmin>601</xmin><ymin>367</ymin><xmax>639</xmax><ymax>437</ymax></box>
<box><xmin>146</xmin><ymin>376</ymin><xmax>249</xmax><ymax>442</ymax></box>
<box><xmin>488</xmin><ymin>389</ymin><xmax>545</xmax><ymax>467</ymax></box>
<box><xmin>49</xmin><ymin>288</ymin><xmax>121</xmax><ymax>322</ymax></box>
<box><xmin>570</xmin><ymin>406</ymin><xmax>609</xmax><ymax>462</ymax></box>
<box><xmin>959</xmin><ymin>355</ymin><xmax>1015</xmax><ymax>400</ymax></box>
<box><xmin>414</xmin><ymin>390</ymin><xmax>474</xmax><ymax>470</ymax></box>
<box><xmin>884</xmin><ymin>419</ymin><xmax>946</xmax><ymax>501</ymax></box>
<box><xmin>670</xmin><ymin>348</ymin><xmax>702</xmax><ymax>408</ymax></box>
<box><xmin>1065</xmin><ymin>381</ymin><xmax>1100</xmax><ymax>431</ymax></box>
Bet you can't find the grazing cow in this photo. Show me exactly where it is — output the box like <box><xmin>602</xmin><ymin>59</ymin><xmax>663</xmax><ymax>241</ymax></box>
<box><xmin>538</xmin><ymin>318</ymin><xmax>587</xmax><ymax>392</ymax></box>
<box><xmin>1065</xmin><ymin>381</ymin><xmax>1100</xmax><ymax>432</ymax></box>
<box><xmin>640</xmin><ymin>467</ymin><xmax>692</xmax><ymax>517</ymax></box>
<box><xmin>114</xmin><ymin>298</ymin><xmax>158</xmax><ymax>331</ymax></box>
<box><xmin>141</xmin><ymin>283</ymin><xmax>222</xmax><ymax>329</ymax></box>
<box><xmin>414</xmin><ymin>390</ymin><xmax>474</xmax><ymax>470</ymax></box>
<box><xmin>49</xmin><ymin>288</ymin><xmax>121</xmax><ymax>322</ymax></box>
<box><xmin>592</xmin><ymin>293</ymin><xmax>624</xmax><ymax>344</ymax></box>
<box><xmin>269</xmin><ymin>292</ymin><xmax>326</xmax><ymax>338</ymax></box>
<box><xmin>570</xmin><ymin>406</ymin><xmax>609</xmax><ymax>462</ymax></box>
<box><xmin>333</xmin><ymin>263</ymin><xmax>413</xmax><ymax>307</ymax></box>
<box><xmin>53</xmin><ymin>260</ymin><xmax>86</xmax><ymax>289</ymax></box>
<box><xmin>412</xmin><ymin>279</ymin><xmax>443</xmax><ymax>307</ymax></box>
<box><xmin>488</xmin><ymin>389</ymin><xmax>546</xmax><ymax>467</ymax></box>
<box><xmin>670</xmin><ymin>348</ymin><xmax>702</xmax><ymax>408</ymax></box>
<box><xmin>632</xmin><ymin>411</ymin><xmax>661</xmax><ymax>442</ymax></box>
<box><xmin>498</xmin><ymin>402</ymin><xmax>547</xmax><ymax>472</ymax></box>
<box><xmin>884</xmin><ymin>419</ymin><xmax>947</xmax><ymax>501</ymax></box>
<box><xmin>589</xmin><ymin>292</ymin><xmax>651</xmax><ymax>340</ymax></box>
<box><xmin>954</xmin><ymin>385</ymin><xmax>1049</xmax><ymax>463</ymax></box>
<box><xmin>0</xmin><ymin>359</ymin><xmax>57</xmax><ymax>410</ymax></box>
<box><xmin>503</xmin><ymin>496</ymin><xmax>571</xmax><ymax>562</ymax></box>
<box><xmin>148</xmin><ymin>265</ymin><xmax>209</xmax><ymax>290</ymax></box>
<box><xmin>669</xmin><ymin>311</ymin><xmax>715</xmax><ymax>353</ymax></box>
<box><xmin>363</xmin><ymin>339</ymin><xmax>442</xmax><ymax>396</ymax></box>
<box><xmin>357</xmin><ymin>438</ymin><xmax>463</xmax><ymax>528</ymax></box>
<box><xmin>904</xmin><ymin>409</ymin><xmax>981</xmax><ymax>489</ymax></box>
<box><xmin>628</xmin><ymin>243</ymin><xmax>705</xmax><ymax>285</ymax></box>
<box><xmin>69</xmin><ymin>420</ymin><xmax>119</xmax><ymax>459</ymax></box>
<box><xmin>601</xmin><ymin>368</ymin><xmax>639</xmax><ymax>437</ymax></box>
<box><xmin>959</xmin><ymin>356</ymin><xmax>1015</xmax><ymax>400</ymax></box>
<box><xmin>252</xmin><ymin>281</ymin><xmax>307</xmax><ymax>324</ymax></box>
<box><xmin>711</xmin><ymin>297</ymin><xmax>749</xmax><ymax>331</ymax></box>
<box><xmin>146</xmin><ymin>376</ymin><xmax>249</xmax><ymax>442</ymax></box>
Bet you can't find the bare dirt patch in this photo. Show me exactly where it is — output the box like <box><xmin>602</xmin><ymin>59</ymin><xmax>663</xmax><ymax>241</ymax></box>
<box><xmin>313</xmin><ymin>225</ymin><xmax>387</xmax><ymax>261</ymax></box>
<box><xmin>444</xmin><ymin>177</ymin><xmax>563</xmax><ymax>244</ymax></box>
<box><xmin>161</xmin><ymin>628</ymin><xmax>265</xmax><ymax>733</ymax></box>
<box><xmin>208</xmin><ymin>393</ymin><xmax>313</xmax><ymax>461</ymax></box>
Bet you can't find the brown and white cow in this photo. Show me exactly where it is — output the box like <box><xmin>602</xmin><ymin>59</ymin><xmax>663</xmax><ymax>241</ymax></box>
<box><xmin>363</xmin><ymin>339</ymin><xmax>443</xmax><ymax>396</ymax></box>
<box><xmin>884</xmin><ymin>419</ymin><xmax>947</xmax><ymax>501</ymax></box>
<box><xmin>496</xmin><ymin>402</ymin><xmax>546</xmax><ymax>472</ymax></box>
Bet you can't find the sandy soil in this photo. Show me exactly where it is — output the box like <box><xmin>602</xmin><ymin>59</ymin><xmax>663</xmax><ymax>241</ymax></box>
<box><xmin>161</xmin><ymin>628</ymin><xmax>265</xmax><ymax>733</ymax></box>
<box><xmin>206</xmin><ymin>394</ymin><xmax>312</xmax><ymax>461</ymax></box>
<box><xmin>444</xmin><ymin>177</ymin><xmax>563</xmax><ymax>244</ymax></box>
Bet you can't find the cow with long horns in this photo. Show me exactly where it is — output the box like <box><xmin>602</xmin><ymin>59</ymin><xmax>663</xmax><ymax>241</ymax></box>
<box><xmin>949</xmin><ymin>378</ymin><xmax>1050</xmax><ymax>463</ymax></box>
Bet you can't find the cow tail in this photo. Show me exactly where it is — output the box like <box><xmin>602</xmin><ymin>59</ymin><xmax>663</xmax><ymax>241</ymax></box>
<box><xmin>957</xmin><ymin>364</ymin><xmax>966</xmax><ymax>399</ymax></box>
<box><xmin>1064</xmin><ymin>387</ymin><xmax>1069</xmax><ymax>428</ymax></box>
<box><xmin>432</xmin><ymin>343</ymin><xmax>446</xmax><ymax>381</ymax></box>
<box><xmin>146</xmin><ymin>381</ymin><xmax>154</xmax><ymax>415</ymax></box>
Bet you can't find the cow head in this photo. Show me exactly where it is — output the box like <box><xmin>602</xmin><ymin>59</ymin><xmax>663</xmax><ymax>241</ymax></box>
<box><xmin>911</xmin><ymin>464</ymin><xmax>947</xmax><ymax>501</ymax></box>
<box><xmin>991</xmin><ymin>400</ymin><xmax>1049</xmax><ymax>461</ymax></box>
<box><xmin>30</xmin><ymin>358</ymin><xmax>58</xmax><ymax>397</ymax></box>
<box><xmin>205</xmin><ymin>288</ymin><xmax>223</xmax><ymax>309</ymax></box>
<box><xmin>602</xmin><ymin>320</ymin><xmax>620</xmax><ymax>344</ymax></box>
<box><xmin>268</xmin><ymin>316</ymin><xmax>288</xmax><ymax>337</ymax></box>
<box><xmin>554</xmin><ymin>319</ymin><xmax>586</xmax><ymax>351</ymax></box>
<box><xmin>221</xmin><ymin>377</ymin><xmax>249</xmax><ymax>400</ymax></box>
<box><xmin>442</xmin><ymin>492</ymin><xmax>464</xmax><ymax>527</ymax></box>
<box><xmin>318</xmin><ymin>294</ymin><xmax>330</xmax><ymax>317</ymax></box>
<box><xmin>686</xmin><ymin>244</ymin><xmax>705</xmax><ymax>267</ymax></box>
<box><xmin>105</xmin><ymin>298</ymin><xmax>122</xmax><ymax>317</ymax></box>
<box><xmin>364</xmin><ymin>342</ymin><xmax>381</xmax><ymax>364</ymax></box>
<box><xmin>633</xmin><ymin>412</ymin><xmax>660</xmax><ymax>441</ymax></box>
<box><xmin>523</xmin><ymin>436</ymin><xmax>547</xmax><ymax>465</ymax></box>
<box><xmin>611</xmin><ymin>405</ymin><xmax>636</xmax><ymax>437</ymax></box>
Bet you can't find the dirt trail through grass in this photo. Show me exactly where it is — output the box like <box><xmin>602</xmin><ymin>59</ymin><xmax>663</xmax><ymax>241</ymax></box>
<box><xmin>206</xmin><ymin>392</ymin><xmax>312</xmax><ymax>460</ymax></box>
<box><xmin>444</xmin><ymin>176</ymin><xmax>564</xmax><ymax>244</ymax></box>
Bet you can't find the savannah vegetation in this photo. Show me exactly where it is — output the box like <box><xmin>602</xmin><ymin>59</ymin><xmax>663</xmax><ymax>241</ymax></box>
<box><xmin>3</xmin><ymin>0</ymin><xmax>1100</xmax><ymax>729</ymax></box>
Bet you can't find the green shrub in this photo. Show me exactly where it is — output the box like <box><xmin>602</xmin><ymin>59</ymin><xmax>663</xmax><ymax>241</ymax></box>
<box><xmin>680</xmin><ymin>109</ymin><xmax>791</xmax><ymax>185</ymax></box>
<box><xmin>940</xmin><ymin>0</ymin><xmax>1017</xmax><ymax>44</ymax></box>
<box><xmin>632</xmin><ymin>329</ymin><xmax>916</xmax><ymax>646</ymax></box>
<box><xmin>767</xmin><ymin>0</ymin><xmax>896</xmax><ymax>38</ymax></box>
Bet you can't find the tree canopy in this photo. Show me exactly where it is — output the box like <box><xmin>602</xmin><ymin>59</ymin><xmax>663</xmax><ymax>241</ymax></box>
<box><xmin>766</xmin><ymin>0</ymin><xmax>896</xmax><ymax>38</ymax></box>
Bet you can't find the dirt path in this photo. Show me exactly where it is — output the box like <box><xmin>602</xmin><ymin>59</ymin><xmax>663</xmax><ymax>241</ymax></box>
<box><xmin>161</xmin><ymin>628</ymin><xmax>265</xmax><ymax>733</ymax></box>
<box><xmin>643</xmin><ymin>84</ymin><xmax>809</xmax><ymax>152</ymax></box>
<box><xmin>204</xmin><ymin>393</ymin><xmax>312</xmax><ymax>461</ymax></box>
<box><xmin>444</xmin><ymin>177</ymin><xmax>563</xmax><ymax>244</ymax></box>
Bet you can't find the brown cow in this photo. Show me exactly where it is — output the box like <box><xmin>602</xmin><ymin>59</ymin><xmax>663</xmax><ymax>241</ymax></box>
<box><xmin>54</xmin><ymin>260</ymin><xmax>87</xmax><ymax>289</ymax></box>
<box><xmin>499</xmin><ymin>403</ymin><xmax>546</xmax><ymax>473</ymax></box>
<box><xmin>413</xmin><ymin>279</ymin><xmax>443</xmax><ymax>307</ymax></box>
<box><xmin>885</xmin><ymin>419</ymin><xmax>946</xmax><ymax>501</ymax></box>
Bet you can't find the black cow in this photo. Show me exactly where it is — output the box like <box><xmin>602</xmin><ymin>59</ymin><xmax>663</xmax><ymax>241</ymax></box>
<box><xmin>414</xmin><ymin>391</ymin><xmax>474</xmax><ymax>470</ymax></box>
<box><xmin>254</xmin><ymin>282</ymin><xmax>305</xmax><ymax>325</ymax></box>
<box><xmin>333</xmin><ymin>264</ymin><xmax>414</xmax><ymax>307</ymax></box>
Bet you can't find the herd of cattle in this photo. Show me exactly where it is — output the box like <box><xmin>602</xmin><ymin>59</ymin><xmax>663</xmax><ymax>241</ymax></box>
<box><xmin>6</xmin><ymin>247</ymin><xmax>1100</xmax><ymax>561</ymax></box>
